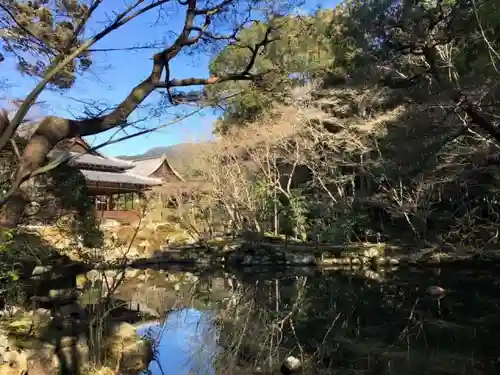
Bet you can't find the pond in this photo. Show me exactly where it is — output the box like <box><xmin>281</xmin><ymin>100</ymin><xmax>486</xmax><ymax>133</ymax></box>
<box><xmin>128</xmin><ymin>266</ymin><xmax>500</xmax><ymax>375</ymax></box>
<box><xmin>137</xmin><ymin>308</ymin><xmax>217</xmax><ymax>375</ymax></box>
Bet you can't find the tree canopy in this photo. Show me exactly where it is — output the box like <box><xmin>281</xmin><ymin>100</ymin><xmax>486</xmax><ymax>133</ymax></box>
<box><xmin>0</xmin><ymin>0</ymin><xmax>92</xmax><ymax>89</ymax></box>
<box><xmin>207</xmin><ymin>9</ymin><xmax>336</xmax><ymax>132</ymax></box>
<box><xmin>191</xmin><ymin>0</ymin><xmax>500</xmax><ymax>246</ymax></box>
<box><xmin>0</xmin><ymin>0</ymin><xmax>296</xmax><ymax>227</ymax></box>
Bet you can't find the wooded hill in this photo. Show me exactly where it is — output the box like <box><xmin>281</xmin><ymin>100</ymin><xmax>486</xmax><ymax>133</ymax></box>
<box><xmin>172</xmin><ymin>1</ymin><xmax>500</xmax><ymax>247</ymax></box>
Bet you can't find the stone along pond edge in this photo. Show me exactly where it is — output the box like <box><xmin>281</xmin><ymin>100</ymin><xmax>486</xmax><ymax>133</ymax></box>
<box><xmin>126</xmin><ymin>241</ymin><xmax>500</xmax><ymax>269</ymax></box>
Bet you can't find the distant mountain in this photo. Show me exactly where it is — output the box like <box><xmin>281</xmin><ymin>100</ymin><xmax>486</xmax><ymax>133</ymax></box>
<box><xmin>118</xmin><ymin>142</ymin><xmax>210</xmax><ymax>175</ymax></box>
<box><xmin>119</xmin><ymin>143</ymin><xmax>189</xmax><ymax>160</ymax></box>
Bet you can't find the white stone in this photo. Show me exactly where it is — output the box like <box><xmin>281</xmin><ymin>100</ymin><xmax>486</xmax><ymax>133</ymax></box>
<box><xmin>283</xmin><ymin>356</ymin><xmax>301</xmax><ymax>372</ymax></box>
<box><xmin>31</xmin><ymin>265</ymin><xmax>51</xmax><ymax>277</ymax></box>
<box><xmin>0</xmin><ymin>305</ymin><xmax>20</xmax><ymax>318</ymax></box>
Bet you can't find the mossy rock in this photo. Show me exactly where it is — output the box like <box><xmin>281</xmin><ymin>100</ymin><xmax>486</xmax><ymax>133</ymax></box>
<box><xmin>104</xmin><ymin>323</ymin><xmax>152</xmax><ymax>374</ymax></box>
<box><xmin>169</xmin><ymin>231</ymin><xmax>194</xmax><ymax>244</ymax></box>
<box><xmin>76</xmin><ymin>274</ymin><xmax>88</xmax><ymax>289</ymax></box>
<box><xmin>207</xmin><ymin>237</ymin><xmax>236</xmax><ymax>248</ymax></box>
<box><xmin>114</xmin><ymin>223</ymin><xmax>189</xmax><ymax>249</ymax></box>
<box><xmin>113</xmin><ymin>225</ymin><xmax>149</xmax><ymax>244</ymax></box>
<box><xmin>2</xmin><ymin>312</ymin><xmax>52</xmax><ymax>341</ymax></box>
<box><xmin>135</xmin><ymin>228</ymin><xmax>155</xmax><ymax>241</ymax></box>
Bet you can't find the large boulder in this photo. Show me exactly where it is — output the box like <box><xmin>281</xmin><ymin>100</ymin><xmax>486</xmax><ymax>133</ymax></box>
<box><xmin>3</xmin><ymin>310</ymin><xmax>151</xmax><ymax>375</ymax></box>
<box><xmin>284</xmin><ymin>252</ymin><xmax>316</xmax><ymax>265</ymax></box>
<box><xmin>0</xmin><ymin>350</ymin><xmax>28</xmax><ymax>375</ymax></box>
<box><xmin>0</xmin><ymin>333</ymin><xmax>28</xmax><ymax>375</ymax></box>
<box><xmin>105</xmin><ymin>322</ymin><xmax>152</xmax><ymax>375</ymax></box>
<box><xmin>0</xmin><ymin>334</ymin><xmax>28</xmax><ymax>375</ymax></box>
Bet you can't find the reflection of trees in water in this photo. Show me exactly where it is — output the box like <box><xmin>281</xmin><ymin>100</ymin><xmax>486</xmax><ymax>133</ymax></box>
<box><xmin>213</xmin><ymin>273</ymin><xmax>313</xmax><ymax>374</ymax></box>
<box><xmin>51</xmin><ymin>266</ymin><xmax>500</xmax><ymax>375</ymax></box>
<box><xmin>212</xmin><ymin>268</ymin><xmax>500</xmax><ymax>375</ymax></box>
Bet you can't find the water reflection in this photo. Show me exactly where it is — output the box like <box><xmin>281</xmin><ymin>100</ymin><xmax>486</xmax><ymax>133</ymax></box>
<box><xmin>138</xmin><ymin>308</ymin><xmax>218</xmax><ymax>375</ymax></box>
<box><xmin>112</xmin><ymin>267</ymin><xmax>500</xmax><ymax>374</ymax></box>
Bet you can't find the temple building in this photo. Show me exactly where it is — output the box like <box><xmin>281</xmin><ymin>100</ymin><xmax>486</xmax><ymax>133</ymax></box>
<box><xmin>126</xmin><ymin>154</ymin><xmax>186</xmax><ymax>183</ymax></box>
<box><xmin>52</xmin><ymin>139</ymin><xmax>186</xmax><ymax>222</ymax></box>
<box><xmin>5</xmin><ymin>123</ymin><xmax>188</xmax><ymax>222</ymax></box>
<box><xmin>124</xmin><ymin>154</ymin><xmax>190</xmax><ymax>211</ymax></box>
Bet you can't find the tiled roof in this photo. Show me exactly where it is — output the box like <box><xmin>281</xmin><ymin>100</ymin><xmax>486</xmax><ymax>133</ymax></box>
<box><xmin>81</xmin><ymin>170</ymin><xmax>162</xmax><ymax>186</ymax></box>
<box><xmin>48</xmin><ymin>150</ymin><xmax>135</xmax><ymax>170</ymax></box>
<box><xmin>69</xmin><ymin>152</ymin><xmax>134</xmax><ymax>169</ymax></box>
<box><xmin>127</xmin><ymin>155</ymin><xmax>167</xmax><ymax>176</ymax></box>
<box><xmin>14</xmin><ymin>124</ymin><xmax>181</xmax><ymax>186</ymax></box>
<box><xmin>127</xmin><ymin>154</ymin><xmax>186</xmax><ymax>182</ymax></box>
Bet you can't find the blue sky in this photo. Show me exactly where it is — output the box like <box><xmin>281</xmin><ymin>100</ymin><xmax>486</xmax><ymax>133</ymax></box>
<box><xmin>1</xmin><ymin>0</ymin><xmax>331</xmax><ymax>157</ymax></box>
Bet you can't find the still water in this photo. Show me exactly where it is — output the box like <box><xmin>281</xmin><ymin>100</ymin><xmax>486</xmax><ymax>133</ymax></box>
<box><xmin>137</xmin><ymin>309</ymin><xmax>218</xmax><ymax>375</ymax></box>
<box><xmin>129</xmin><ymin>266</ymin><xmax>500</xmax><ymax>375</ymax></box>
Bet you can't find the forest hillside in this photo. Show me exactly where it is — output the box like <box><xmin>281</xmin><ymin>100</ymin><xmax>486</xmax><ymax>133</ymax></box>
<box><xmin>173</xmin><ymin>2</ymin><xmax>500</xmax><ymax>248</ymax></box>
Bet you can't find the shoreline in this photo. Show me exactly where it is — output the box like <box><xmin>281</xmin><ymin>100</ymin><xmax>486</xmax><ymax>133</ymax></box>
<box><xmin>123</xmin><ymin>240</ymin><xmax>500</xmax><ymax>270</ymax></box>
<box><xmin>20</xmin><ymin>224</ymin><xmax>500</xmax><ymax>271</ymax></box>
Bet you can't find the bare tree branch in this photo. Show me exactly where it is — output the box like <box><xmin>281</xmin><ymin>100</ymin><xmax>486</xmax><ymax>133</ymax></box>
<box><xmin>0</xmin><ymin>0</ymin><xmax>280</xmax><ymax>227</ymax></box>
<box><xmin>0</xmin><ymin>0</ymin><xmax>172</xmax><ymax>153</ymax></box>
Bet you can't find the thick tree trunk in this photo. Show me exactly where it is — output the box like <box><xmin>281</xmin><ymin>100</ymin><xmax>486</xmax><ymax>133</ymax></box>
<box><xmin>0</xmin><ymin>192</ymin><xmax>27</xmax><ymax>228</ymax></box>
<box><xmin>0</xmin><ymin>6</ymin><xmax>272</xmax><ymax>228</ymax></box>
<box><xmin>0</xmin><ymin>69</ymin><xmax>160</xmax><ymax>228</ymax></box>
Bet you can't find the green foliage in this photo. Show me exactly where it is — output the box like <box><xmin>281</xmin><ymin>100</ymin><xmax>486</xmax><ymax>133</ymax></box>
<box><xmin>202</xmin><ymin>0</ymin><xmax>500</xmax><ymax>252</ymax></box>
<box><xmin>49</xmin><ymin>165</ymin><xmax>103</xmax><ymax>247</ymax></box>
<box><xmin>249</xmin><ymin>179</ymin><xmax>277</xmax><ymax>226</ymax></box>
<box><xmin>247</xmin><ymin>179</ymin><xmax>310</xmax><ymax>240</ymax></box>
<box><xmin>0</xmin><ymin>228</ymin><xmax>20</xmax><ymax>282</ymax></box>
<box><xmin>0</xmin><ymin>0</ymin><xmax>92</xmax><ymax>89</ymax></box>
<box><xmin>166</xmin><ymin>0</ymin><xmax>500</xmax><ymax>247</ymax></box>
<box><xmin>208</xmin><ymin>11</ymin><xmax>337</xmax><ymax>132</ymax></box>
<box><xmin>280</xmin><ymin>189</ymin><xmax>308</xmax><ymax>240</ymax></box>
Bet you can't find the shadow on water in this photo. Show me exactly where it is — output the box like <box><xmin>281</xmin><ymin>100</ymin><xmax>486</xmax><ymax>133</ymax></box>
<box><xmin>131</xmin><ymin>265</ymin><xmax>500</xmax><ymax>375</ymax></box>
